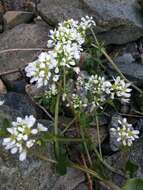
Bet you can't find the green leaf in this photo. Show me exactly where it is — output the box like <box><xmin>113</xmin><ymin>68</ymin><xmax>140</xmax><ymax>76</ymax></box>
<box><xmin>41</xmin><ymin>132</ymin><xmax>55</xmax><ymax>142</ymax></box>
<box><xmin>56</xmin><ymin>153</ymin><xmax>69</xmax><ymax>175</ymax></box>
<box><xmin>0</xmin><ymin>118</ymin><xmax>11</xmax><ymax>137</ymax></box>
<box><xmin>125</xmin><ymin>161</ymin><xmax>138</xmax><ymax>178</ymax></box>
<box><xmin>2</xmin><ymin>118</ymin><xmax>11</xmax><ymax>129</ymax></box>
<box><xmin>123</xmin><ymin>178</ymin><xmax>143</xmax><ymax>190</ymax></box>
<box><xmin>0</xmin><ymin>129</ymin><xmax>7</xmax><ymax>137</ymax></box>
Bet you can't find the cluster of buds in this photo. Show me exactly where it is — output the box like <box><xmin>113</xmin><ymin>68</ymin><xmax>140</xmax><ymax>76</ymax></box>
<box><xmin>2</xmin><ymin>115</ymin><xmax>48</xmax><ymax>161</ymax></box>
<box><xmin>110</xmin><ymin>118</ymin><xmax>139</xmax><ymax>146</ymax></box>
<box><xmin>25</xmin><ymin>16</ymin><xmax>96</xmax><ymax>90</ymax></box>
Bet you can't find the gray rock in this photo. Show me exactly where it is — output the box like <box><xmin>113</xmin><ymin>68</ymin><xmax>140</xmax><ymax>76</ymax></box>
<box><xmin>0</xmin><ymin>23</ymin><xmax>50</xmax><ymax>80</ymax></box>
<box><xmin>106</xmin><ymin>139</ymin><xmax>143</xmax><ymax>187</ymax></box>
<box><xmin>38</xmin><ymin>0</ymin><xmax>143</xmax><ymax>45</ymax></box>
<box><xmin>113</xmin><ymin>53</ymin><xmax>143</xmax><ymax>83</ymax></box>
<box><xmin>4</xmin><ymin>11</ymin><xmax>34</xmax><ymax>29</ymax></box>
<box><xmin>0</xmin><ymin>157</ymin><xmax>85</xmax><ymax>190</ymax></box>
<box><xmin>0</xmin><ymin>92</ymin><xmax>36</xmax><ymax>117</ymax></box>
<box><xmin>1</xmin><ymin>0</ymin><xmax>38</xmax><ymax>11</ymax></box>
<box><xmin>51</xmin><ymin>168</ymin><xmax>85</xmax><ymax>190</ymax></box>
<box><xmin>74</xmin><ymin>183</ymin><xmax>88</xmax><ymax>190</ymax></box>
<box><xmin>2</xmin><ymin>79</ymin><xmax>27</xmax><ymax>94</ymax></box>
<box><xmin>87</xmin><ymin>126</ymin><xmax>108</xmax><ymax>146</ymax></box>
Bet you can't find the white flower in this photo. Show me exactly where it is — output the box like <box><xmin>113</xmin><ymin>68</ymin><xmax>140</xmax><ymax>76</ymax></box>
<box><xmin>3</xmin><ymin>115</ymin><xmax>48</xmax><ymax>161</ymax></box>
<box><xmin>110</xmin><ymin>118</ymin><xmax>139</xmax><ymax>146</ymax></box>
<box><xmin>25</xmin><ymin>16</ymin><xmax>96</xmax><ymax>95</ymax></box>
<box><xmin>0</xmin><ymin>100</ymin><xmax>4</xmax><ymax>105</ymax></box>
<box><xmin>73</xmin><ymin>67</ymin><xmax>80</xmax><ymax>74</ymax></box>
<box><xmin>19</xmin><ymin>150</ymin><xmax>27</xmax><ymax>161</ymax></box>
<box><xmin>62</xmin><ymin>93</ymin><xmax>67</xmax><ymax>102</ymax></box>
<box><xmin>37</xmin><ymin>123</ymin><xmax>48</xmax><ymax>132</ymax></box>
<box><xmin>70</xmin><ymin>93</ymin><xmax>88</xmax><ymax>110</ymax></box>
<box><xmin>80</xmin><ymin>16</ymin><xmax>96</xmax><ymax>30</ymax></box>
<box><xmin>85</xmin><ymin>75</ymin><xmax>112</xmax><ymax>108</ymax></box>
<box><xmin>25</xmin><ymin>52</ymin><xmax>58</xmax><ymax>88</ymax></box>
<box><xmin>112</xmin><ymin>77</ymin><xmax>132</xmax><ymax>103</ymax></box>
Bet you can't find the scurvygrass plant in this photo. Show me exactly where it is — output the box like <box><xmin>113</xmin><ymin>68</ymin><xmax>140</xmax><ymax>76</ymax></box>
<box><xmin>0</xmin><ymin>16</ymin><xmax>141</xmax><ymax>189</ymax></box>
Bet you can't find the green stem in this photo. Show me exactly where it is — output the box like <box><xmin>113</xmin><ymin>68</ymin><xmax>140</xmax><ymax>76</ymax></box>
<box><xmin>78</xmin><ymin>113</ymin><xmax>93</xmax><ymax>166</ymax></box>
<box><xmin>95</xmin><ymin>113</ymin><xmax>102</xmax><ymax>159</ymax></box>
<box><xmin>63</xmin><ymin>67</ymin><xmax>66</xmax><ymax>93</ymax></box>
<box><xmin>57</xmin><ymin>137</ymin><xmax>83</xmax><ymax>142</ymax></box>
<box><xmin>54</xmin><ymin>93</ymin><xmax>60</xmax><ymax>158</ymax></box>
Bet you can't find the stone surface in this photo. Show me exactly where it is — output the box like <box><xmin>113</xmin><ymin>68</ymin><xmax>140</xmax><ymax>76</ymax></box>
<box><xmin>4</xmin><ymin>11</ymin><xmax>34</xmax><ymax>29</ymax></box>
<box><xmin>2</xmin><ymin>78</ymin><xmax>27</xmax><ymax>94</ymax></box>
<box><xmin>1</xmin><ymin>0</ymin><xmax>37</xmax><ymax>11</ymax></box>
<box><xmin>87</xmin><ymin>125</ymin><xmax>108</xmax><ymax>146</ymax></box>
<box><xmin>38</xmin><ymin>0</ymin><xmax>143</xmax><ymax>45</ymax></box>
<box><xmin>0</xmin><ymin>79</ymin><xmax>7</xmax><ymax>94</ymax></box>
<box><xmin>106</xmin><ymin>139</ymin><xmax>143</xmax><ymax>187</ymax></box>
<box><xmin>113</xmin><ymin>52</ymin><xmax>143</xmax><ymax>84</ymax></box>
<box><xmin>50</xmin><ymin>168</ymin><xmax>85</xmax><ymax>190</ymax></box>
<box><xmin>74</xmin><ymin>183</ymin><xmax>88</xmax><ymax>190</ymax></box>
<box><xmin>0</xmin><ymin>23</ymin><xmax>50</xmax><ymax>80</ymax></box>
<box><xmin>0</xmin><ymin>92</ymin><xmax>36</xmax><ymax>117</ymax></box>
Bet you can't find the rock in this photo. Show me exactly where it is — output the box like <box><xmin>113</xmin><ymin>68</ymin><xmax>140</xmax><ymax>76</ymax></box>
<box><xmin>74</xmin><ymin>183</ymin><xmax>88</xmax><ymax>190</ymax></box>
<box><xmin>51</xmin><ymin>168</ymin><xmax>85</xmax><ymax>190</ymax></box>
<box><xmin>107</xmin><ymin>41</ymin><xmax>143</xmax><ymax>84</ymax></box>
<box><xmin>0</xmin><ymin>79</ymin><xmax>7</xmax><ymax>94</ymax></box>
<box><xmin>105</xmin><ymin>139</ymin><xmax>143</xmax><ymax>187</ymax></box>
<box><xmin>0</xmin><ymin>105</ymin><xmax>23</xmax><ymax>123</ymax></box>
<box><xmin>38</xmin><ymin>0</ymin><xmax>143</xmax><ymax>45</ymax></box>
<box><xmin>113</xmin><ymin>53</ymin><xmax>143</xmax><ymax>84</ymax></box>
<box><xmin>2</xmin><ymin>0</ymin><xmax>38</xmax><ymax>11</ymax></box>
<box><xmin>2</xmin><ymin>78</ymin><xmax>27</xmax><ymax>94</ymax></box>
<box><xmin>0</xmin><ymin>92</ymin><xmax>36</xmax><ymax>117</ymax></box>
<box><xmin>87</xmin><ymin>126</ymin><xmax>108</xmax><ymax>146</ymax></box>
<box><xmin>0</xmin><ymin>156</ymin><xmax>85</xmax><ymax>190</ymax></box>
<box><xmin>0</xmin><ymin>23</ymin><xmax>50</xmax><ymax>81</ymax></box>
<box><xmin>134</xmin><ymin>93</ymin><xmax>143</xmax><ymax>112</ymax></box>
<box><xmin>4</xmin><ymin>11</ymin><xmax>34</xmax><ymax>29</ymax></box>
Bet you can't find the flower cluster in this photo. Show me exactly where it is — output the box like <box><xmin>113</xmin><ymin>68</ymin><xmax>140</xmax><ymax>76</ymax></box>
<box><xmin>110</xmin><ymin>118</ymin><xmax>139</xmax><ymax>146</ymax></box>
<box><xmin>85</xmin><ymin>75</ymin><xmax>112</xmax><ymax>108</ymax></box>
<box><xmin>2</xmin><ymin>115</ymin><xmax>48</xmax><ymax>161</ymax></box>
<box><xmin>66</xmin><ymin>74</ymin><xmax>132</xmax><ymax>112</ymax></box>
<box><xmin>25</xmin><ymin>52</ymin><xmax>59</xmax><ymax>88</ymax></box>
<box><xmin>25</xmin><ymin>16</ymin><xmax>95</xmax><ymax>89</ymax></box>
<box><xmin>111</xmin><ymin>77</ymin><xmax>132</xmax><ymax>103</ymax></box>
<box><xmin>70</xmin><ymin>93</ymin><xmax>88</xmax><ymax>110</ymax></box>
